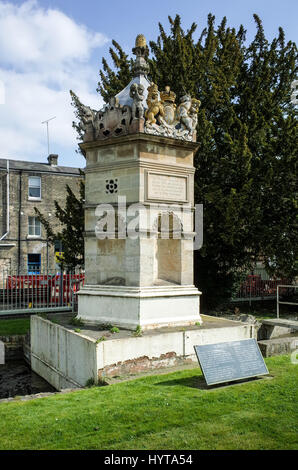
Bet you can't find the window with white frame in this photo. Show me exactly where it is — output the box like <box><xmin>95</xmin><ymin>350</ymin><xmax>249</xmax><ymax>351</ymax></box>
<box><xmin>28</xmin><ymin>176</ymin><xmax>41</xmax><ymax>199</ymax></box>
<box><xmin>28</xmin><ymin>216</ymin><xmax>41</xmax><ymax>237</ymax></box>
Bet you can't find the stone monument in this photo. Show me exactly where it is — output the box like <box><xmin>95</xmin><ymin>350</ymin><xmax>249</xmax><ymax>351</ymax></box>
<box><xmin>72</xmin><ymin>34</ymin><xmax>202</xmax><ymax>330</ymax></box>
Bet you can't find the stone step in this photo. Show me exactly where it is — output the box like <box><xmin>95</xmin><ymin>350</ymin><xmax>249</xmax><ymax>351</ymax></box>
<box><xmin>258</xmin><ymin>319</ymin><xmax>298</xmax><ymax>340</ymax></box>
<box><xmin>258</xmin><ymin>336</ymin><xmax>298</xmax><ymax>357</ymax></box>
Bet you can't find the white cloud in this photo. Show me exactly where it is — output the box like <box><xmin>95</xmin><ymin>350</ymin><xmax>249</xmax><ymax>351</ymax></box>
<box><xmin>0</xmin><ymin>0</ymin><xmax>108</xmax><ymax>165</ymax></box>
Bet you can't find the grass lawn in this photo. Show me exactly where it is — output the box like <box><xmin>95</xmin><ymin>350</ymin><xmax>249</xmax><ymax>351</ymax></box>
<box><xmin>0</xmin><ymin>355</ymin><xmax>297</xmax><ymax>450</ymax></box>
<box><xmin>0</xmin><ymin>318</ymin><xmax>30</xmax><ymax>336</ymax></box>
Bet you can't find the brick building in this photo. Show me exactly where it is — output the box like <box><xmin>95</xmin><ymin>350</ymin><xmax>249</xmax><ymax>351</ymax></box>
<box><xmin>0</xmin><ymin>154</ymin><xmax>82</xmax><ymax>276</ymax></box>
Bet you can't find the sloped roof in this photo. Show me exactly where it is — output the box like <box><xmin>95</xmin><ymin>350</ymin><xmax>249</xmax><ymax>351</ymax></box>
<box><xmin>0</xmin><ymin>158</ymin><xmax>82</xmax><ymax>175</ymax></box>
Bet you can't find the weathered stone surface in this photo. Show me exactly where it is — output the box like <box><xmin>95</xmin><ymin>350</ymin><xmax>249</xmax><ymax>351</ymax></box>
<box><xmin>78</xmin><ymin>129</ymin><xmax>202</xmax><ymax>330</ymax></box>
<box><xmin>31</xmin><ymin>316</ymin><xmax>98</xmax><ymax>390</ymax></box>
<box><xmin>130</xmin><ymin>83</ymin><xmax>145</xmax><ymax>119</ymax></box>
<box><xmin>98</xmin><ymin>351</ymin><xmax>192</xmax><ymax>378</ymax></box>
<box><xmin>258</xmin><ymin>336</ymin><xmax>298</xmax><ymax>357</ymax></box>
<box><xmin>258</xmin><ymin>319</ymin><xmax>298</xmax><ymax>340</ymax></box>
<box><xmin>147</xmin><ymin>172</ymin><xmax>188</xmax><ymax>202</ymax></box>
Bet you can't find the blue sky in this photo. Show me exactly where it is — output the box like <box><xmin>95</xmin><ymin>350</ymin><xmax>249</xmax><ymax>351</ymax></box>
<box><xmin>0</xmin><ymin>0</ymin><xmax>297</xmax><ymax>168</ymax></box>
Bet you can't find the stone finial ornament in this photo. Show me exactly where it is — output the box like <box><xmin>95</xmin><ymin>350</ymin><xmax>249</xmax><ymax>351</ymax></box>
<box><xmin>71</xmin><ymin>34</ymin><xmax>201</xmax><ymax>144</ymax></box>
<box><xmin>132</xmin><ymin>33</ymin><xmax>149</xmax><ymax>76</ymax></box>
<box><xmin>135</xmin><ymin>34</ymin><xmax>147</xmax><ymax>48</ymax></box>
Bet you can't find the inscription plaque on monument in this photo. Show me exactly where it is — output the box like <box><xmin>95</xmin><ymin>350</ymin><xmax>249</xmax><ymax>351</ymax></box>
<box><xmin>147</xmin><ymin>172</ymin><xmax>188</xmax><ymax>202</ymax></box>
<box><xmin>194</xmin><ymin>339</ymin><xmax>269</xmax><ymax>386</ymax></box>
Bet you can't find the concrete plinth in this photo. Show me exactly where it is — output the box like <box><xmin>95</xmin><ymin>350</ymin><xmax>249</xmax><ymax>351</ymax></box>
<box><xmin>31</xmin><ymin>315</ymin><xmax>254</xmax><ymax>390</ymax></box>
<box><xmin>78</xmin><ymin>284</ymin><xmax>201</xmax><ymax>330</ymax></box>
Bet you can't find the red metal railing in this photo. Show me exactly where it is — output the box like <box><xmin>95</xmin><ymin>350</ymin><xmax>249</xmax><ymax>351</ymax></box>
<box><xmin>235</xmin><ymin>275</ymin><xmax>290</xmax><ymax>300</ymax></box>
<box><xmin>0</xmin><ymin>272</ymin><xmax>85</xmax><ymax>313</ymax></box>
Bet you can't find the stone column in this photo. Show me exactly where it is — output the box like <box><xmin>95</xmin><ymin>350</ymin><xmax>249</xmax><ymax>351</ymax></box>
<box><xmin>78</xmin><ymin>134</ymin><xmax>202</xmax><ymax>329</ymax></box>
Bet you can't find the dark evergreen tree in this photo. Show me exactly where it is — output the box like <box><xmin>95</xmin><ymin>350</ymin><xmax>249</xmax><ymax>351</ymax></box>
<box><xmin>35</xmin><ymin>178</ymin><xmax>85</xmax><ymax>270</ymax></box>
<box><xmin>97</xmin><ymin>14</ymin><xmax>297</xmax><ymax>307</ymax></box>
<box><xmin>97</xmin><ymin>40</ymin><xmax>134</xmax><ymax>102</ymax></box>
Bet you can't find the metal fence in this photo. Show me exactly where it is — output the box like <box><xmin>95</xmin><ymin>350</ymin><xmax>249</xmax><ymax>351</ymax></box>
<box><xmin>277</xmin><ymin>285</ymin><xmax>298</xmax><ymax>318</ymax></box>
<box><xmin>0</xmin><ymin>270</ymin><xmax>85</xmax><ymax>316</ymax></box>
<box><xmin>232</xmin><ymin>274</ymin><xmax>290</xmax><ymax>304</ymax></box>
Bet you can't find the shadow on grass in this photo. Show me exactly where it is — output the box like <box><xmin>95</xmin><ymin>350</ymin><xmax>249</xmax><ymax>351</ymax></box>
<box><xmin>154</xmin><ymin>373</ymin><xmax>272</xmax><ymax>391</ymax></box>
<box><xmin>154</xmin><ymin>373</ymin><xmax>207</xmax><ymax>390</ymax></box>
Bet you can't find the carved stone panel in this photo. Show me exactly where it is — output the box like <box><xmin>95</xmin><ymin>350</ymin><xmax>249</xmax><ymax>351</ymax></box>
<box><xmin>146</xmin><ymin>171</ymin><xmax>188</xmax><ymax>203</ymax></box>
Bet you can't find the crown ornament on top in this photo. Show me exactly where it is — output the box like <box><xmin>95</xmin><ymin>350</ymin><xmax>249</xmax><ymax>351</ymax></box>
<box><xmin>160</xmin><ymin>86</ymin><xmax>176</xmax><ymax>104</ymax></box>
<box><xmin>70</xmin><ymin>35</ymin><xmax>200</xmax><ymax>144</ymax></box>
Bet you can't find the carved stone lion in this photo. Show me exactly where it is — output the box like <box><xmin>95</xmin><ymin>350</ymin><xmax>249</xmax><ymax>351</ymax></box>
<box><xmin>145</xmin><ymin>83</ymin><xmax>165</xmax><ymax>125</ymax></box>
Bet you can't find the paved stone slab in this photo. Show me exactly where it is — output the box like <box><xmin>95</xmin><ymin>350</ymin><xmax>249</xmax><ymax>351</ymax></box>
<box><xmin>262</xmin><ymin>319</ymin><xmax>298</xmax><ymax>330</ymax></box>
<box><xmin>48</xmin><ymin>313</ymin><xmax>246</xmax><ymax>343</ymax></box>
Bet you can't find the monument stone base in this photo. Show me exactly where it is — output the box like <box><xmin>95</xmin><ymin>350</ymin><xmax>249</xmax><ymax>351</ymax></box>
<box><xmin>30</xmin><ymin>315</ymin><xmax>254</xmax><ymax>390</ymax></box>
<box><xmin>78</xmin><ymin>285</ymin><xmax>202</xmax><ymax>330</ymax></box>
